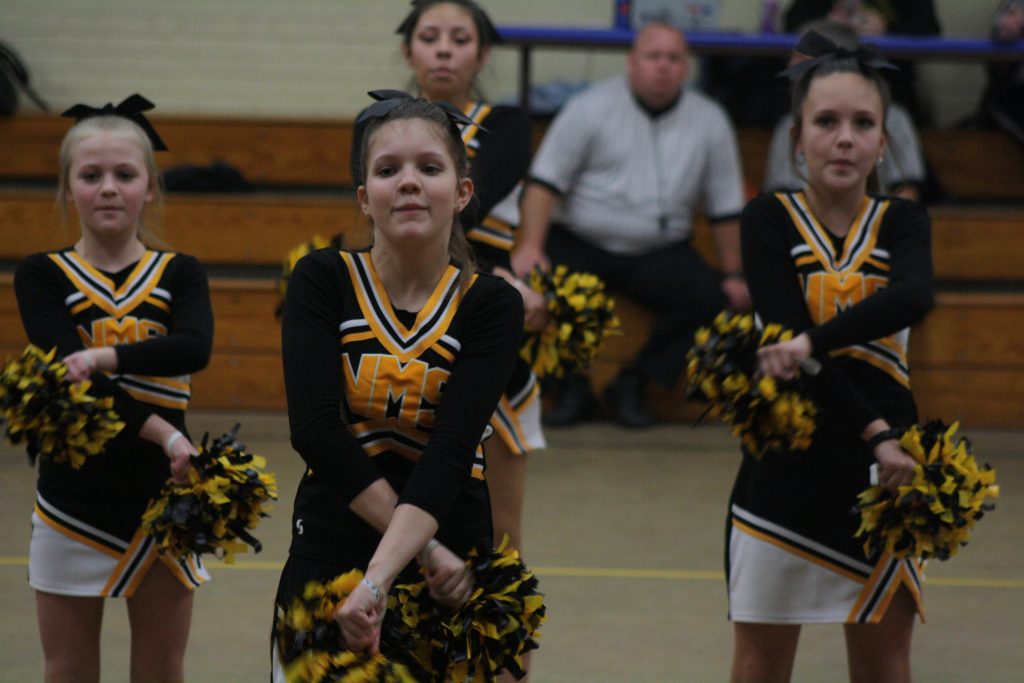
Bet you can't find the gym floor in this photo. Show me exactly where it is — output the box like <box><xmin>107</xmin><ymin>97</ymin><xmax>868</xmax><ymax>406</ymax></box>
<box><xmin>2</xmin><ymin>413</ymin><xmax>1021</xmax><ymax>682</ymax></box>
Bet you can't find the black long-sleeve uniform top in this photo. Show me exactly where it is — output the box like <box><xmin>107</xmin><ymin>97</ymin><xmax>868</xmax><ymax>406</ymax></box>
<box><xmin>14</xmin><ymin>249</ymin><xmax>213</xmax><ymax>539</ymax></box>
<box><xmin>740</xmin><ymin>192</ymin><xmax>934</xmax><ymax>442</ymax></box>
<box><xmin>282</xmin><ymin>248</ymin><xmax>522</xmax><ymax>564</ymax></box>
<box><xmin>350</xmin><ymin>103</ymin><xmax>533</xmax><ymax>272</ymax></box>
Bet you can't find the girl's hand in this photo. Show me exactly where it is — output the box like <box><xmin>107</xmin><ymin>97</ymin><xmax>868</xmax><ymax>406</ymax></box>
<box><xmin>163</xmin><ymin>432</ymin><xmax>198</xmax><ymax>484</ymax></box>
<box><xmin>721</xmin><ymin>277</ymin><xmax>752</xmax><ymax>312</ymax></box>
<box><xmin>756</xmin><ymin>332</ymin><xmax>813</xmax><ymax>381</ymax></box>
<box><xmin>63</xmin><ymin>350</ymin><xmax>105</xmax><ymax>382</ymax></box>
<box><xmin>494</xmin><ymin>267</ymin><xmax>550</xmax><ymax>333</ymax></box>
<box><xmin>873</xmin><ymin>439</ymin><xmax>917</xmax><ymax>494</ymax></box>
<box><xmin>335</xmin><ymin>578</ymin><xmax>387</xmax><ymax>653</ymax></box>
<box><xmin>510</xmin><ymin>244</ymin><xmax>549</xmax><ymax>280</ymax></box>
<box><xmin>422</xmin><ymin>542</ymin><xmax>475</xmax><ymax>609</ymax></box>
<box><xmin>518</xmin><ymin>283</ymin><xmax>551</xmax><ymax>333</ymax></box>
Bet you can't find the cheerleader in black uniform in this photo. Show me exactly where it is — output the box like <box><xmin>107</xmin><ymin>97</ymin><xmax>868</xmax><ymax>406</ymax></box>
<box><xmin>727</xmin><ymin>35</ymin><xmax>934</xmax><ymax>683</ymax></box>
<box><xmin>272</xmin><ymin>97</ymin><xmax>523</xmax><ymax>676</ymax></box>
<box><xmin>14</xmin><ymin>99</ymin><xmax>213</xmax><ymax>683</ymax></box>
<box><xmin>351</xmin><ymin>0</ymin><xmax>545</xmax><ymax>563</ymax></box>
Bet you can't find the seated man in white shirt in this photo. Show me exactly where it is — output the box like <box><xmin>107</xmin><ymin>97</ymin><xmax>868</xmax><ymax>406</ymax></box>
<box><xmin>512</xmin><ymin>22</ymin><xmax>750</xmax><ymax>428</ymax></box>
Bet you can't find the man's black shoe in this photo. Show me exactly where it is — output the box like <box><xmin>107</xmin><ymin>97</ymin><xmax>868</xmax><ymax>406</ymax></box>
<box><xmin>602</xmin><ymin>371</ymin><xmax>652</xmax><ymax>429</ymax></box>
<box><xmin>542</xmin><ymin>374</ymin><xmax>598</xmax><ymax>427</ymax></box>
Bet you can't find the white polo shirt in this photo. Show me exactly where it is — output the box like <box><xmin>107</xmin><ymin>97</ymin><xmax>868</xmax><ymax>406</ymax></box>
<box><xmin>530</xmin><ymin>75</ymin><xmax>745</xmax><ymax>256</ymax></box>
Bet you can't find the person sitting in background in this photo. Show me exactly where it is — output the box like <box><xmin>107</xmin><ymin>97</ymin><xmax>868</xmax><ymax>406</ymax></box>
<box><xmin>976</xmin><ymin>0</ymin><xmax>1024</xmax><ymax>144</ymax></box>
<box><xmin>764</xmin><ymin>21</ymin><xmax>926</xmax><ymax>201</ymax></box>
<box><xmin>783</xmin><ymin>0</ymin><xmax>942</xmax><ymax>126</ymax></box>
<box><xmin>511</xmin><ymin>21</ymin><xmax>750</xmax><ymax>429</ymax></box>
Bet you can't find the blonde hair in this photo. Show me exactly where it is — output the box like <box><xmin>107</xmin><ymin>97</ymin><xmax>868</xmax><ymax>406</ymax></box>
<box><xmin>56</xmin><ymin>115</ymin><xmax>165</xmax><ymax>246</ymax></box>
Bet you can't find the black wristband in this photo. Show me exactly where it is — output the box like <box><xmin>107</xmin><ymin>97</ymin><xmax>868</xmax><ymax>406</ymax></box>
<box><xmin>865</xmin><ymin>427</ymin><xmax>903</xmax><ymax>451</ymax></box>
<box><xmin>723</xmin><ymin>271</ymin><xmax>744</xmax><ymax>281</ymax></box>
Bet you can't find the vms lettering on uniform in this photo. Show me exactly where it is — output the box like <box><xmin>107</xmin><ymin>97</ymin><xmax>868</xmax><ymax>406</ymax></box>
<box><xmin>78</xmin><ymin>317</ymin><xmax>167</xmax><ymax>347</ymax></box>
<box><xmin>779</xmin><ymin>192</ymin><xmax>911</xmax><ymax>387</ymax></box>
<box><xmin>49</xmin><ymin>249</ymin><xmax>193</xmax><ymax>410</ymax></box>
<box><xmin>342</xmin><ymin>354</ymin><xmax>448</xmax><ymax>430</ymax></box>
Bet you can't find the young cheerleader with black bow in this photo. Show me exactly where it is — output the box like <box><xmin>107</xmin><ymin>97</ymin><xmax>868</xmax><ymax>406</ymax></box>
<box><xmin>726</xmin><ymin>34</ymin><xmax>934</xmax><ymax>683</ymax></box>
<box><xmin>351</xmin><ymin>0</ymin><xmax>546</xmax><ymax>568</ymax></box>
<box><xmin>271</xmin><ymin>96</ymin><xmax>523</xmax><ymax>677</ymax></box>
<box><xmin>14</xmin><ymin>95</ymin><xmax>213</xmax><ymax>683</ymax></box>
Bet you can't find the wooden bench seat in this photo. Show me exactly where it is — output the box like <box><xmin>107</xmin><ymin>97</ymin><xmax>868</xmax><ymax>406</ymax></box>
<box><xmin>0</xmin><ymin>190</ymin><xmax>369</xmax><ymax>265</ymax></box>
<box><xmin>3</xmin><ymin>113</ymin><xmax>1023</xmax><ymax>200</ymax></box>
<box><xmin>0</xmin><ymin>114</ymin><xmax>356</xmax><ymax>187</ymax></box>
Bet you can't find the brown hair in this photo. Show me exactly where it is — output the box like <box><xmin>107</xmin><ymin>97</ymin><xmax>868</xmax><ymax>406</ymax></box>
<box><xmin>398</xmin><ymin>0</ymin><xmax>498</xmax><ymax>57</ymax></box>
<box><xmin>398</xmin><ymin>0</ymin><xmax>495</xmax><ymax>101</ymax></box>
<box><xmin>358</xmin><ymin>98</ymin><xmax>477</xmax><ymax>289</ymax></box>
<box><xmin>56</xmin><ymin>115</ymin><xmax>164</xmax><ymax>246</ymax></box>
<box><xmin>789</xmin><ymin>51</ymin><xmax>892</xmax><ymax>196</ymax></box>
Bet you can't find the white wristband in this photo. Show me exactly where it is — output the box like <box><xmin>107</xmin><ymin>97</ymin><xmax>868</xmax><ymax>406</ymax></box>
<box><xmin>164</xmin><ymin>431</ymin><xmax>184</xmax><ymax>453</ymax></box>
<box><xmin>361</xmin><ymin>576</ymin><xmax>381</xmax><ymax>603</ymax></box>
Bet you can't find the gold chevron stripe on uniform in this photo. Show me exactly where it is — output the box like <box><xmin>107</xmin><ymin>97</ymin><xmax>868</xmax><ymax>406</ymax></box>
<box><xmin>34</xmin><ymin>501</ymin><xmax>123</xmax><ymax>559</ymax></box>
<box><xmin>101</xmin><ymin>529</ymin><xmax>155</xmax><ymax>597</ymax></box>
<box><xmin>847</xmin><ymin>553</ymin><xmax>925</xmax><ymax>623</ymax></box>
<box><xmin>49</xmin><ymin>250</ymin><xmax>176</xmax><ymax>318</ymax></box>
<box><xmin>468</xmin><ymin>215</ymin><xmax>516</xmax><ymax>251</ymax></box>
<box><xmin>144</xmin><ymin>296</ymin><xmax>171</xmax><ymax>313</ymax></box>
<box><xmin>731</xmin><ymin>516</ymin><xmax>869</xmax><ymax>585</ymax></box>
<box><xmin>341</xmin><ymin>252</ymin><xmax>468</xmax><ymax>364</ymax></box>
<box><xmin>778</xmin><ymin>192</ymin><xmax>888</xmax><ymax>275</ymax></box>
<box><xmin>118</xmin><ymin>373</ymin><xmax>192</xmax><ymax>410</ymax></box>
<box><xmin>460</xmin><ymin>101</ymin><xmax>492</xmax><ymax>149</ymax></box>
<box><xmin>340</xmin><ymin>330</ymin><xmax>377</xmax><ymax>347</ymax></box>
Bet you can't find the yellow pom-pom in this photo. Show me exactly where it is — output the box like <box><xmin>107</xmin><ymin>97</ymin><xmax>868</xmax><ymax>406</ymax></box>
<box><xmin>0</xmin><ymin>344</ymin><xmax>125</xmax><ymax>468</ymax></box>
<box><xmin>686</xmin><ymin>312</ymin><xmax>816</xmax><ymax>458</ymax></box>
<box><xmin>141</xmin><ymin>424</ymin><xmax>277</xmax><ymax>563</ymax></box>
<box><xmin>519</xmin><ymin>266</ymin><xmax>620</xmax><ymax>378</ymax></box>
<box><xmin>856</xmin><ymin>420</ymin><xmax>999</xmax><ymax>561</ymax></box>
<box><xmin>276</xmin><ymin>233</ymin><xmax>345</xmax><ymax>318</ymax></box>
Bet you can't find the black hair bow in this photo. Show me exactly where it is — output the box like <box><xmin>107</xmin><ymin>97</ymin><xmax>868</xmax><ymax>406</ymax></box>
<box><xmin>777</xmin><ymin>30</ymin><xmax>897</xmax><ymax>82</ymax></box>
<box><xmin>355</xmin><ymin>89</ymin><xmax>487</xmax><ymax>133</ymax></box>
<box><xmin>60</xmin><ymin>93</ymin><xmax>168</xmax><ymax>151</ymax></box>
<box><xmin>395</xmin><ymin>0</ymin><xmax>501</xmax><ymax>44</ymax></box>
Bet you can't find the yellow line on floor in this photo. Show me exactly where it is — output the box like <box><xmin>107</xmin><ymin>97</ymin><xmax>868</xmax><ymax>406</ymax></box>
<box><xmin>2</xmin><ymin>556</ymin><xmax>1022</xmax><ymax>588</ymax></box>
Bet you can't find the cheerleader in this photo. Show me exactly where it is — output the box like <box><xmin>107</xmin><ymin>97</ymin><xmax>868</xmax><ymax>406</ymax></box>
<box><xmin>726</xmin><ymin>34</ymin><xmax>934</xmax><ymax>683</ymax></box>
<box><xmin>348</xmin><ymin>1</ymin><xmax>545</xmax><ymax>567</ymax></box>
<box><xmin>272</xmin><ymin>96</ymin><xmax>523</xmax><ymax>676</ymax></box>
<box><xmin>14</xmin><ymin>96</ymin><xmax>213</xmax><ymax>683</ymax></box>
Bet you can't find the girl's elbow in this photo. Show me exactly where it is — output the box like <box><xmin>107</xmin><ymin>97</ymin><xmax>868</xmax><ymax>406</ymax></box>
<box><xmin>907</xmin><ymin>286</ymin><xmax>935</xmax><ymax>322</ymax></box>
<box><xmin>183</xmin><ymin>333</ymin><xmax>213</xmax><ymax>370</ymax></box>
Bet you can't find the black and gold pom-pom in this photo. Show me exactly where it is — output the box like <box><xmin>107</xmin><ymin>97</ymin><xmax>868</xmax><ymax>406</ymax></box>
<box><xmin>855</xmin><ymin>420</ymin><xmax>999</xmax><ymax>561</ymax></box>
<box><xmin>286</xmin><ymin>650</ymin><xmax>416</xmax><ymax>683</ymax></box>
<box><xmin>425</xmin><ymin>540</ymin><xmax>547</xmax><ymax>682</ymax></box>
<box><xmin>276</xmin><ymin>570</ymin><xmax>427</xmax><ymax>683</ymax></box>
<box><xmin>686</xmin><ymin>311</ymin><xmax>816</xmax><ymax>458</ymax></box>
<box><xmin>519</xmin><ymin>265</ymin><xmax>620</xmax><ymax>378</ymax></box>
<box><xmin>0</xmin><ymin>344</ymin><xmax>125</xmax><ymax>468</ymax></box>
<box><xmin>276</xmin><ymin>541</ymin><xmax>546</xmax><ymax>683</ymax></box>
<box><xmin>276</xmin><ymin>233</ymin><xmax>346</xmax><ymax>318</ymax></box>
<box><xmin>141</xmin><ymin>424</ymin><xmax>277</xmax><ymax>563</ymax></box>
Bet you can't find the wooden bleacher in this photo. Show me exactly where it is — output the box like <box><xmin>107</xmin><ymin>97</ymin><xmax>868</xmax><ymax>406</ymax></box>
<box><xmin>0</xmin><ymin>114</ymin><xmax>357</xmax><ymax>187</ymax></box>
<box><xmin>3</xmin><ymin>113</ymin><xmax>1024</xmax><ymax>199</ymax></box>
<box><xmin>1</xmin><ymin>112</ymin><xmax>1023</xmax><ymax>426</ymax></box>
